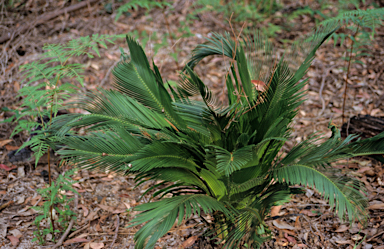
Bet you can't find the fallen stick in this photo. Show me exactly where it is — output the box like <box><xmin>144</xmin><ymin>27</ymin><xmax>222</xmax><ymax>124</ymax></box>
<box><xmin>110</xmin><ymin>214</ymin><xmax>120</xmax><ymax>249</ymax></box>
<box><xmin>0</xmin><ymin>0</ymin><xmax>99</xmax><ymax>44</ymax></box>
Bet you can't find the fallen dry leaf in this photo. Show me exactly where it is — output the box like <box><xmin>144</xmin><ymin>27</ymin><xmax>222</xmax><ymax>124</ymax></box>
<box><xmin>5</xmin><ymin>144</ymin><xmax>19</xmax><ymax>151</ymax></box>
<box><xmin>284</xmin><ymin>232</ymin><xmax>297</xmax><ymax>243</ymax></box>
<box><xmin>292</xmin><ymin>244</ymin><xmax>308</xmax><ymax>248</ymax></box>
<box><xmin>351</xmin><ymin>234</ymin><xmax>363</xmax><ymax>241</ymax></box>
<box><xmin>16</xmin><ymin>209</ymin><xmax>37</xmax><ymax>216</ymax></box>
<box><xmin>335</xmin><ymin>224</ymin><xmax>349</xmax><ymax>232</ymax></box>
<box><xmin>0</xmin><ymin>164</ymin><xmax>17</xmax><ymax>171</ymax></box>
<box><xmin>276</xmin><ymin>237</ymin><xmax>288</xmax><ymax>246</ymax></box>
<box><xmin>182</xmin><ymin>235</ymin><xmax>198</xmax><ymax>248</ymax></box>
<box><xmin>9</xmin><ymin>229</ymin><xmax>23</xmax><ymax>238</ymax></box>
<box><xmin>299</xmin><ymin>209</ymin><xmax>319</xmax><ymax>217</ymax></box>
<box><xmin>273</xmin><ymin>220</ymin><xmax>298</xmax><ymax>230</ymax></box>
<box><xmin>271</xmin><ymin>205</ymin><xmax>282</xmax><ymax>217</ymax></box>
<box><xmin>335</xmin><ymin>239</ymin><xmax>353</xmax><ymax>245</ymax></box>
<box><xmin>90</xmin><ymin>242</ymin><xmax>104</xmax><ymax>249</ymax></box>
<box><xmin>7</xmin><ymin>235</ymin><xmax>19</xmax><ymax>246</ymax></box>
<box><xmin>64</xmin><ymin>237</ymin><xmax>90</xmax><ymax>244</ymax></box>
<box><xmin>251</xmin><ymin>80</ymin><xmax>267</xmax><ymax>92</ymax></box>
<box><xmin>0</xmin><ymin>218</ymin><xmax>8</xmax><ymax>237</ymax></box>
<box><xmin>0</xmin><ymin>139</ymin><xmax>13</xmax><ymax>147</ymax></box>
<box><xmin>78</xmin><ymin>204</ymin><xmax>89</xmax><ymax>217</ymax></box>
<box><xmin>369</xmin><ymin>203</ymin><xmax>384</xmax><ymax>210</ymax></box>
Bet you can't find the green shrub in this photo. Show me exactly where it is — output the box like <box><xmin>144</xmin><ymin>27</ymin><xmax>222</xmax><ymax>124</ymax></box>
<box><xmin>52</xmin><ymin>25</ymin><xmax>384</xmax><ymax>248</ymax></box>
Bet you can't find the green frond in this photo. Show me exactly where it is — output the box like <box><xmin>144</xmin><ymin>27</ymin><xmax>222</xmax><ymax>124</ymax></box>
<box><xmin>130</xmin><ymin>142</ymin><xmax>200</xmax><ymax>172</ymax></box>
<box><xmin>274</xmin><ymin>164</ymin><xmax>367</xmax><ymax>223</ymax></box>
<box><xmin>113</xmin><ymin>36</ymin><xmax>184</xmax><ymax>129</ymax></box>
<box><xmin>59</xmin><ymin>129</ymin><xmax>141</xmax><ymax>173</ymax></box>
<box><xmin>76</xmin><ymin>89</ymin><xmax>171</xmax><ymax>130</ymax></box>
<box><xmin>179</xmin><ymin>67</ymin><xmax>217</xmax><ymax>107</ymax></box>
<box><xmin>229</xmin><ymin>174</ymin><xmax>267</xmax><ymax>196</ymax></box>
<box><xmin>135</xmin><ymin>168</ymin><xmax>209</xmax><ymax>194</ymax></box>
<box><xmin>211</xmin><ymin>145</ymin><xmax>254</xmax><ymax>176</ymax></box>
<box><xmin>129</xmin><ymin>195</ymin><xmax>234</xmax><ymax>249</ymax></box>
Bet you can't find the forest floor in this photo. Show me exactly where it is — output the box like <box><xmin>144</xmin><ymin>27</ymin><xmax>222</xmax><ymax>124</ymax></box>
<box><xmin>0</xmin><ymin>1</ymin><xmax>384</xmax><ymax>248</ymax></box>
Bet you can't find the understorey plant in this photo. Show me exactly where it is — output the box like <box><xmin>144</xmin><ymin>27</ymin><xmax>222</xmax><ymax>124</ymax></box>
<box><xmin>52</xmin><ymin>25</ymin><xmax>384</xmax><ymax>248</ymax></box>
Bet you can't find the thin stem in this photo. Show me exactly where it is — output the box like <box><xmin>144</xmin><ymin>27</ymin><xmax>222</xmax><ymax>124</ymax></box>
<box><xmin>342</xmin><ymin>25</ymin><xmax>359</xmax><ymax>125</ymax></box>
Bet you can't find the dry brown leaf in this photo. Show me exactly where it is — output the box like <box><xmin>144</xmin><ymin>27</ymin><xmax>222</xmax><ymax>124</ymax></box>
<box><xmin>9</xmin><ymin>229</ymin><xmax>22</xmax><ymax>239</ymax></box>
<box><xmin>335</xmin><ymin>224</ymin><xmax>349</xmax><ymax>232</ymax></box>
<box><xmin>64</xmin><ymin>237</ymin><xmax>90</xmax><ymax>244</ymax></box>
<box><xmin>86</xmin><ymin>210</ymin><xmax>99</xmax><ymax>220</ymax></box>
<box><xmin>294</xmin><ymin>216</ymin><xmax>301</xmax><ymax>229</ymax></box>
<box><xmin>276</xmin><ymin>237</ymin><xmax>288</xmax><ymax>246</ymax></box>
<box><xmin>0</xmin><ymin>164</ymin><xmax>17</xmax><ymax>171</ymax></box>
<box><xmin>78</xmin><ymin>204</ymin><xmax>89</xmax><ymax>217</ymax></box>
<box><xmin>72</xmin><ymin>183</ymin><xmax>82</xmax><ymax>189</ymax></box>
<box><xmin>335</xmin><ymin>239</ymin><xmax>353</xmax><ymax>245</ymax></box>
<box><xmin>16</xmin><ymin>209</ymin><xmax>37</xmax><ymax>216</ymax></box>
<box><xmin>90</xmin><ymin>242</ymin><xmax>104</xmax><ymax>249</ymax></box>
<box><xmin>251</xmin><ymin>80</ymin><xmax>267</xmax><ymax>92</ymax></box>
<box><xmin>0</xmin><ymin>139</ymin><xmax>13</xmax><ymax>147</ymax></box>
<box><xmin>284</xmin><ymin>232</ymin><xmax>296</xmax><ymax>243</ymax></box>
<box><xmin>351</xmin><ymin>234</ymin><xmax>363</xmax><ymax>241</ymax></box>
<box><xmin>7</xmin><ymin>235</ymin><xmax>19</xmax><ymax>246</ymax></box>
<box><xmin>123</xmin><ymin>202</ymin><xmax>131</xmax><ymax>209</ymax></box>
<box><xmin>5</xmin><ymin>144</ymin><xmax>19</xmax><ymax>151</ymax></box>
<box><xmin>273</xmin><ymin>220</ymin><xmax>298</xmax><ymax>230</ymax></box>
<box><xmin>181</xmin><ymin>235</ymin><xmax>198</xmax><ymax>248</ymax></box>
<box><xmin>271</xmin><ymin>205</ymin><xmax>282</xmax><ymax>217</ymax></box>
<box><xmin>0</xmin><ymin>218</ymin><xmax>8</xmax><ymax>238</ymax></box>
<box><xmin>368</xmin><ymin>203</ymin><xmax>384</xmax><ymax>210</ymax></box>
<box><xmin>292</xmin><ymin>244</ymin><xmax>308</xmax><ymax>248</ymax></box>
<box><xmin>105</xmin><ymin>52</ymin><xmax>119</xmax><ymax>60</ymax></box>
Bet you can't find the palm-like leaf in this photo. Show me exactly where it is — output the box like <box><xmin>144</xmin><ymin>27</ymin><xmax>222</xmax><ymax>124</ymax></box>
<box><xmin>54</xmin><ymin>26</ymin><xmax>384</xmax><ymax>249</ymax></box>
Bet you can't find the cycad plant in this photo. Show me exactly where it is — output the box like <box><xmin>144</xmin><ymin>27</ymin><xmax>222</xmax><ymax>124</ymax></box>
<box><xmin>53</xmin><ymin>25</ymin><xmax>384</xmax><ymax>248</ymax></box>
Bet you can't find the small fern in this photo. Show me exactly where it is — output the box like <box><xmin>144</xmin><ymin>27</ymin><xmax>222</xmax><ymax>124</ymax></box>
<box><xmin>318</xmin><ymin>7</ymin><xmax>384</xmax><ymax>123</ymax></box>
<box><xmin>13</xmin><ymin>34</ymin><xmax>117</xmax><ymax>165</ymax></box>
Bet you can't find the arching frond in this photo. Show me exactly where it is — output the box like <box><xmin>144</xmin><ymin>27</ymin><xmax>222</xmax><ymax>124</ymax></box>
<box><xmin>113</xmin><ymin>36</ymin><xmax>184</xmax><ymax>128</ymax></box>
<box><xmin>274</xmin><ymin>164</ymin><xmax>367</xmax><ymax>222</ymax></box>
<box><xmin>129</xmin><ymin>195</ymin><xmax>234</xmax><ymax>249</ymax></box>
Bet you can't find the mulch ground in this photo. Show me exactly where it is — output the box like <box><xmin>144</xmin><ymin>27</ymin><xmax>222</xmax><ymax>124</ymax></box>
<box><xmin>0</xmin><ymin>1</ymin><xmax>383</xmax><ymax>248</ymax></box>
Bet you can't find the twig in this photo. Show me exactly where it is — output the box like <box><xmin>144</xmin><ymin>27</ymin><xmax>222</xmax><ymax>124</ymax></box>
<box><xmin>110</xmin><ymin>214</ymin><xmax>120</xmax><ymax>249</ymax></box>
<box><xmin>367</xmin><ymin>230</ymin><xmax>384</xmax><ymax>242</ymax></box>
<box><xmin>99</xmin><ymin>60</ymin><xmax>120</xmax><ymax>87</ymax></box>
<box><xmin>266</xmin><ymin>213</ymin><xmax>303</xmax><ymax>221</ymax></box>
<box><xmin>342</xmin><ymin>25</ymin><xmax>359</xmax><ymax>125</ymax></box>
<box><xmin>317</xmin><ymin>67</ymin><xmax>331</xmax><ymax>117</ymax></box>
<box><xmin>68</xmin><ymin>224</ymin><xmax>89</xmax><ymax>238</ymax></box>
<box><xmin>52</xmin><ymin>193</ymin><xmax>79</xmax><ymax>249</ymax></box>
